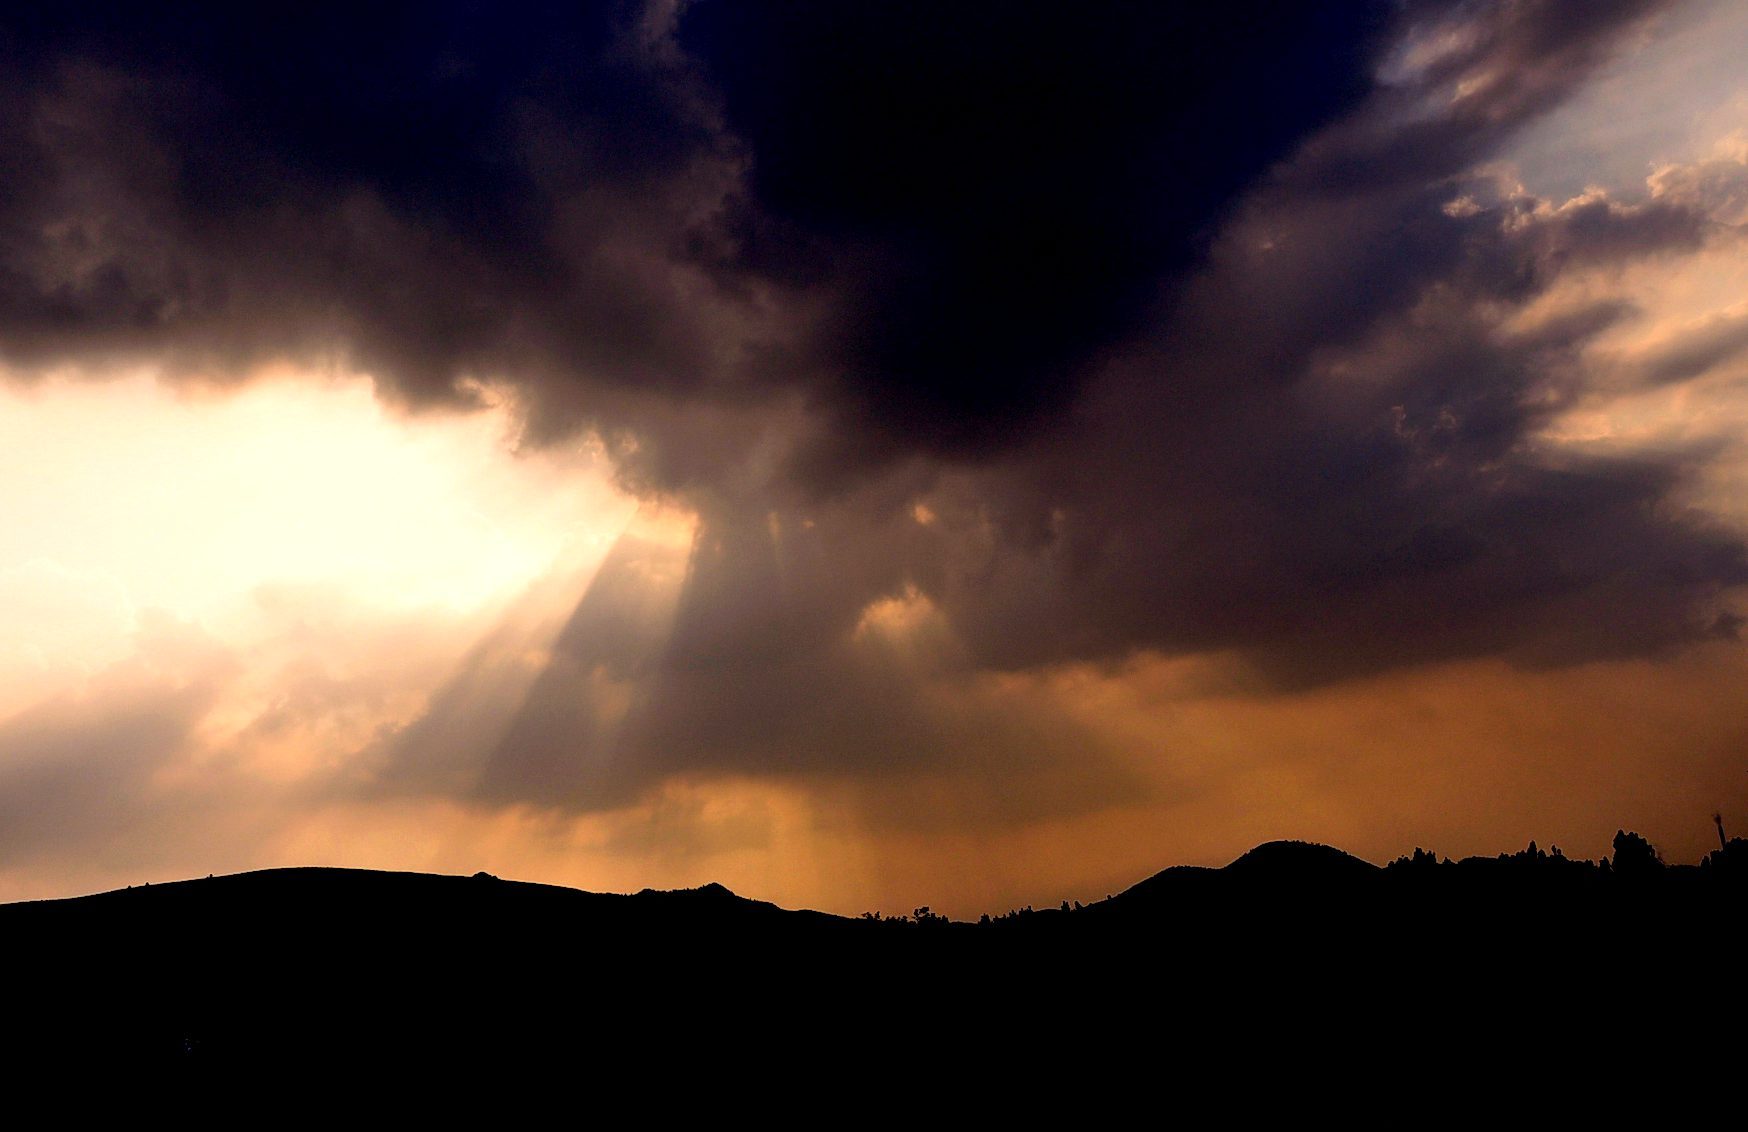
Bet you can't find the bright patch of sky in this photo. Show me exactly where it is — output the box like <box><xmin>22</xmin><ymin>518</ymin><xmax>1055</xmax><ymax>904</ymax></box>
<box><xmin>1505</xmin><ymin>0</ymin><xmax>1748</xmax><ymax>199</ymax></box>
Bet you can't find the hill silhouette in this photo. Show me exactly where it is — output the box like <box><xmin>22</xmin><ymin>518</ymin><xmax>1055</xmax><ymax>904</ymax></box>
<box><xmin>6</xmin><ymin>830</ymin><xmax>1746</xmax><ymax>1099</ymax></box>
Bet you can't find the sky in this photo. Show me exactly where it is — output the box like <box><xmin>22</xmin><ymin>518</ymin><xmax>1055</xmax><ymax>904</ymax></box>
<box><xmin>2</xmin><ymin>0</ymin><xmax>1747</xmax><ymax>918</ymax></box>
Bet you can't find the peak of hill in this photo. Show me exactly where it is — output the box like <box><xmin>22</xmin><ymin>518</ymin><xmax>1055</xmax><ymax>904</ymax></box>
<box><xmin>1094</xmin><ymin>839</ymin><xmax>1376</xmax><ymax>915</ymax></box>
<box><xmin>1225</xmin><ymin>839</ymin><xmax>1379</xmax><ymax>877</ymax></box>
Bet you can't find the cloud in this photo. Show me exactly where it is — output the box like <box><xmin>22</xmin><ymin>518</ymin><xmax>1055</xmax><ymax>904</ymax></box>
<box><xmin>381</xmin><ymin>498</ymin><xmax>1147</xmax><ymax>824</ymax></box>
<box><xmin>0</xmin><ymin>5</ymin><xmax>754</xmax><ymax>444</ymax></box>
<box><xmin>2</xmin><ymin>0</ymin><xmax>1745</xmax><ymax>833</ymax></box>
<box><xmin>1634</xmin><ymin>302</ymin><xmax>1748</xmax><ymax>385</ymax></box>
<box><xmin>1650</xmin><ymin>131</ymin><xmax>1748</xmax><ymax>223</ymax></box>
<box><xmin>0</xmin><ymin>2</ymin><xmax>1404</xmax><ymax>482</ymax></box>
<box><xmin>0</xmin><ymin>613</ymin><xmax>233</xmax><ymax>865</ymax></box>
<box><xmin>883</xmin><ymin>0</ymin><xmax>1744</xmax><ymax>689</ymax></box>
<box><xmin>675</xmin><ymin>3</ymin><xmax>1397</xmax><ymax>460</ymax></box>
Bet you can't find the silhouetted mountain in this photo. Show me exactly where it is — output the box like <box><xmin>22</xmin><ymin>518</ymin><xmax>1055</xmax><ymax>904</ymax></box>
<box><xmin>1105</xmin><ymin>839</ymin><xmax>1375</xmax><ymax>910</ymax></box>
<box><xmin>6</xmin><ymin>832</ymin><xmax>1745</xmax><ymax>1104</ymax></box>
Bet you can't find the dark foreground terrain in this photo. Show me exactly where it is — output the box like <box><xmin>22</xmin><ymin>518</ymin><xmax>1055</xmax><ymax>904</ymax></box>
<box><xmin>6</xmin><ymin>833</ymin><xmax>1746</xmax><ymax>1106</ymax></box>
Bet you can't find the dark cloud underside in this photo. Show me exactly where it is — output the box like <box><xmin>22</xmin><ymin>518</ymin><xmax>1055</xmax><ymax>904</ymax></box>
<box><xmin>677</xmin><ymin>3</ymin><xmax>1390</xmax><ymax>455</ymax></box>
<box><xmin>0</xmin><ymin>3</ymin><xmax>1396</xmax><ymax>462</ymax></box>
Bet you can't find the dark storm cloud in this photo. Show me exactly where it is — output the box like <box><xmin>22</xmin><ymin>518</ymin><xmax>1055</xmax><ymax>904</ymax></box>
<box><xmin>915</xmin><ymin>0</ymin><xmax>1748</xmax><ymax>685</ymax></box>
<box><xmin>0</xmin><ymin>1</ymin><xmax>754</xmax><ymax>431</ymax></box>
<box><xmin>5</xmin><ymin>1</ymin><xmax>1744</xmax><ymax>813</ymax></box>
<box><xmin>676</xmin><ymin>2</ymin><xmax>1392</xmax><ymax>458</ymax></box>
<box><xmin>673</xmin><ymin>0</ymin><xmax>1737</xmax><ymax>692</ymax></box>
<box><xmin>0</xmin><ymin>1</ymin><xmax>1394</xmax><ymax>482</ymax></box>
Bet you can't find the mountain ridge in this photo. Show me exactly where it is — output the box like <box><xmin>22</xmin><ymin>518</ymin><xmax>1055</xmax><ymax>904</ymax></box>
<box><xmin>6</xmin><ymin>830</ymin><xmax>1742</xmax><ymax>1076</ymax></box>
<box><xmin>1</xmin><ymin>829</ymin><xmax>1733</xmax><ymax>922</ymax></box>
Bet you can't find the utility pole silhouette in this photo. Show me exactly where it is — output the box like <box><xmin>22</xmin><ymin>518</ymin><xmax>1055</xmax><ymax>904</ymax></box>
<box><xmin>1715</xmin><ymin>812</ymin><xmax>1728</xmax><ymax>852</ymax></box>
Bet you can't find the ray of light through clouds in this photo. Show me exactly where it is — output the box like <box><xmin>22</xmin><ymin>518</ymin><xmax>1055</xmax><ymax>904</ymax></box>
<box><xmin>2</xmin><ymin>1</ymin><xmax>1748</xmax><ymax>918</ymax></box>
<box><xmin>0</xmin><ymin>370</ymin><xmax>650</xmax><ymax>897</ymax></box>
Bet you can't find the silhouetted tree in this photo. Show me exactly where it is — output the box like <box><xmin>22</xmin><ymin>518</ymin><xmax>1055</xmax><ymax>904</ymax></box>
<box><xmin>1389</xmin><ymin>847</ymin><xmax>1442</xmax><ymax>872</ymax></box>
<box><xmin>1612</xmin><ymin>830</ymin><xmax>1663</xmax><ymax>876</ymax></box>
